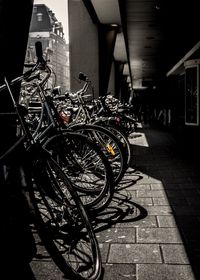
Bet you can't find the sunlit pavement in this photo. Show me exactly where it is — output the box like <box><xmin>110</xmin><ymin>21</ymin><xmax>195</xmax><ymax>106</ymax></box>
<box><xmin>30</xmin><ymin>124</ymin><xmax>200</xmax><ymax>279</ymax></box>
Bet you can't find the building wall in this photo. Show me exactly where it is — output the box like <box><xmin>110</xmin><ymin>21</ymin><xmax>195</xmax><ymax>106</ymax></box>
<box><xmin>26</xmin><ymin>4</ymin><xmax>70</xmax><ymax>91</ymax></box>
<box><xmin>107</xmin><ymin>61</ymin><xmax>115</xmax><ymax>94</ymax></box>
<box><xmin>68</xmin><ymin>0</ymin><xmax>99</xmax><ymax>97</ymax></box>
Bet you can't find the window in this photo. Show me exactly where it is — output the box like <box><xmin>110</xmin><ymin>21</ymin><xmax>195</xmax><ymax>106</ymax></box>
<box><xmin>33</xmin><ymin>6</ymin><xmax>37</xmax><ymax>13</ymax></box>
<box><xmin>37</xmin><ymin>12</ymin><xmax>43</xmax><ymax>22</ymax></box>
<box><xmin>185</xmin><ymin>61</ymin><xmax>199</xmax><ymax>126</ymax></box>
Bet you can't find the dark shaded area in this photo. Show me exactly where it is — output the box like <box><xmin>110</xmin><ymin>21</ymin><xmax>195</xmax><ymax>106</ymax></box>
<box><xmin>98</xmin><ymin>24</ymin><xmax>119</xmax><ymax>95</ymax></box>
<box><xmin>130</xmin><ymin>125</ymin><xmax>200</xmax><ymax>279</ymax></box>
<box><xmin>0</xmin><ymin>1</ymin><xmax>35</xmax><ymax>278</ymax></box>
<box><xmin>92</xmin><ymin>184</ymin><xmax>148</xmax><ymax>234</ymax></box>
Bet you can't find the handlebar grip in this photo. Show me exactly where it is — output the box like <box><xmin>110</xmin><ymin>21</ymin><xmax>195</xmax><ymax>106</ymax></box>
<box><xmin>24</xmin><ymin>72</ymin><xmax>40</xmax><ymax>82</ymax></box>
<box><xmin>0</xmin><ymin>83</ymin><xmax>6</xmax><ymax>92</ymax></box>
<box><xmin>79</xmin><ymin>72</ymin><xmax>88</xmax><ymax>81</ymax></box>
<box><xmin>24</xmin><ymin>63</ymin><xmax>36</xmax><ymax>68</ymax></box>
<box><xmin>35</xmin><ymin>41</ymin><xmax>44</xmax><ymax>62</ymax></box>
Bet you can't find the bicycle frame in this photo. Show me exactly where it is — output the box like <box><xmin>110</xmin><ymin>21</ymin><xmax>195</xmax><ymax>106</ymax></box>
<box><xmin>0</xmin><ymin>42</ymin><xmax>103</xmax><ymax>280</ymax></box>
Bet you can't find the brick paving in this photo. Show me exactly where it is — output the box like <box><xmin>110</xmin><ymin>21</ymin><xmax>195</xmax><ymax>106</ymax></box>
<box><xmin>30</xmin><ymin>125</ymin><xmax>200</xmax><ymax>279</ymax></box>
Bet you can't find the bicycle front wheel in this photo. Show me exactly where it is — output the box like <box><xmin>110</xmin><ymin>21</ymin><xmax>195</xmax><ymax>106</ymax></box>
<box><xmin>43</xmin><ymin>131</ymin><xmax>114</xmax><ymax>213</ymax></box>
<box><xmin>30</xmin><ymin>151</ymin><xmax>102</xmax><ymax>280</ymax></box>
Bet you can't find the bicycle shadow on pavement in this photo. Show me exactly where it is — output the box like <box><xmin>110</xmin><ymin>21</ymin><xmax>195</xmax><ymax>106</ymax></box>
<box><xmin>91</xmin><ymin>189</ymin><xmax>148</xmax><ymax>234</ymax></box>
<box><xmin>115</xmin><ymin>166</ymin><xmax>143</xmax><ymax>191</ymax></box>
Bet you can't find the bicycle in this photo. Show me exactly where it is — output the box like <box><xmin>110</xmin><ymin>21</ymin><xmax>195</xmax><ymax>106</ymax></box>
<box><xmin>0</xmin><ymin>41</ymin><xmax>102</xmax><ymax>280</ymax></box>
<box><xmin>57</xmin><ymin>73</ymin><xmax>129</xmax><ymax>184</ymax></box>
<box><xmin>19</xmin><ymin>56</ymin><xmax>114</xmax><ymax>214</ymax></box>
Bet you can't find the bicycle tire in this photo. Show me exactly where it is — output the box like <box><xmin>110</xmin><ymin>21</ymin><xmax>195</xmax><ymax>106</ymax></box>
<box><xmin>92</xmin><ymin>119</ymin><xmax>131</xmax><ymax>167</ymax></box>
<box><xmin>106</xmin><ymin>125</ymin><xmax>131</xmax><ymax>167</ymax></box>
<box><xmin>29</xmin><ymin>149</ymin><xmax>102</xmax><ymax>280</ymax></box>
<box><xmin>43</xmin><ymin>131</ymin><xmax>114</xmax><ymax>213</ymax></box>
<box><xmin>68</xmin><ymin>123</ymin><xmax>127</xmax><ymax>185</ymax></box>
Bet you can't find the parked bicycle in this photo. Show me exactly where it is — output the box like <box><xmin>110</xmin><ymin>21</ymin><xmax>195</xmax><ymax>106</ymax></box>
<box><xmin>51</xmin><ymin>73</ymin><xmax>130</xmax><ymax>184</ymax></box>
<box><xmin>0</xmin><ymin>41</ymin><xmax>102</xmax><ymax>280</ymax></box>
<box><xmin>19</xmin><ymin>47</ymin><xmax>114</xmax><ymax>214</ymax></box>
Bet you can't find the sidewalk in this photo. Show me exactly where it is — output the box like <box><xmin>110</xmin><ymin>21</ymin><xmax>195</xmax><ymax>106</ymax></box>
<box><xmin>30</xmin><ymin>124</ymin><xmax>200</xmax><ymax>279</ymax></box>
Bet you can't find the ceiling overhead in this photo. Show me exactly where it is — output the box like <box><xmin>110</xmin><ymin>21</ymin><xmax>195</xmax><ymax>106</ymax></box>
<box><xmin>91</xmin><ymin>0</ymin><xmax>121</xmax><ymax>24</ymax></box>
<box><xmin>88</xmin><ymin>0</ymin><xmax>200</xmax><ymax>89</ymax></box>
<box><xmin>125</xmin><ymin>0</ymin><xmax>166</xmax><ymax>88</ymax></box>
<box><xmin>124</xmin><ymin>0</ymin><xmax>200</xmax><ymax>89</ymax></box>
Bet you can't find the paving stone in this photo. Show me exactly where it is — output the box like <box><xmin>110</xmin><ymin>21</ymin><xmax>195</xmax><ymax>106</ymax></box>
<box><xmin>31</xmin><ymin>259</ymin><xmax>64</xmax><ymax>280</ymax></box>
<box><xmin>117</xmin><ymin>181</ymin><xmax>140</xmax><ymax>191</ymax></box>
<box><xmin>189</xmin><ymin>206</ymin><xmax>200</xmax><ymax>215</ymax></box>
<box><xmin>145</xmin><ymin>205</ymin><xmax>173</xmax><ymax>215</ymax></box>
<box><xmin>153</xmin><ymin>197</ymin><xmax>169</xmax><ymax>205</ymax></box>
<box><xmin>96</xmin><ymin>228</ymin><xmax>136</xmax><ymax>243</ymax></box>
<box><xmin>130</xmin><ymin>197</ymin><xmax>153</xmax><ymax>206</ymax></box>
<box><xmin>103</xmin><ymin>264</ymin><xmax>136</xmax><ymax>280</ymax></box>
<box><xmin>159</xmin><ymin>171</ymin><xmax>175</xmax><ymax>179</ymax></box>
<box><xmin>137</xmin><ymin>264</ymin><xmax>195</xmax><ymax>280</ymax></box>
<box><xmin>181</xmin><ymin>189</ymin><xmax>200</xmax><ymax>197</ymax></box>
<box><xmin>165</xmin><ymin>189</ymin><xmax>184</xmax><ymax>198</ymax></box>
<box><xmin>132</xmin><ymin>178</ymin><xmax>152</xmax><ymax>185</ymax></box>
<box><xmin>120</xmin><ymin>173</ymin><xmax>143</xmax><ymax>182</ymax></box>
<box><xmin>150</xmin><ymin>183</ymin><xmax>164</xmax><ymax>190</ymax></box>
<box><xmin>115</xmin><ymin>215</ymin><xmax>157</xmax><ymax>228</ymax></box>
<box><xmin>190</xmin><ymin>176</ymin><xmax>200</xmax><ymax>184</ymax></box>
<box><xmin>137</xmin><ymin>228</ymin><xmax>183</xmax><ymax>243</ymax></box>
<box><xmin>182</xmin><ymin>245</ymin><xmax>200</xmax><ymax>264</ymax></box>
<box><xmin>186</xmin><ymin>197</ymin><xmax>200</xmax><ymax>206</ymax></box>
<box><xmin>176</xmin><ymin>216</ymin><xmax>200</xmax><ymax>228</ymax></box>
<box><xmin>172</xmin><ymin>205</ymin><xmax>195</xmax><ymax>216</ymax></box>
<box><xmin>108</xmin><ymin>244</ymin><xmax>162</xmax><ymax>263</ymax></box>
<box><xmin>147</xmin><ymin>176</ymin><xmax>163</xmax><ymax>183</ymax></box>
<box><xmin>125</xmin><ymin>184</ymin><xmax>151</xmax><ymax>191</ymax></box>
<box><xmin>112</xmin><ymin>190</ymin><xmax>136</xmax><ymax>200</ymax></box>
<box><xmin>161</xmin><ymin>244</ymin><xmax>190</xmax><ymax>264</ymax></box>
<box><xmin>129</xmin><ymin>170</ymin><xmax>144</xmax><ymax>176</ymax></box>
<box><xmin>181</xmin><ymin>227</ymin><xmax>200</xmax><ymax>242</ymax></box>
<box><xmin>175</xmin><ymin>170</ymin><xmax>197</xmax><ymax>176</ymax></box>
<box><xmin>157</xmin><ymin>215</ymin><xmax>177</xmax><ymax>227</ymax></box>
<box><xmin>99</xmin><ymin>243</ymin><xmax>110</xmax><ymax>263</ymax></box>
<box><xmin>112</xmin><ymin>191</ymin><xmax>137</xmax><ymax>203</ymax></box>
<box><xmin>164</xmin><ymin>177</ymin><xmax>192</xmax><ymax>184</ymax></box>
<box><xmin>161</xmin><ymin>183</ymin><xmax>181</xmax><ymax>190</ymax></box>
<box><xmin>179</xmin><ymin>183</ymin><xmax>200</xmax><ymax>189</ymax></box>
<box><xmin>137</xmin><ymin>189</ymin><xmax>167</xmax><ymax>198</ymax></box>
<box><xmin>154</xmin><ymin>197</ymin><xmax>188</xmax><ymax>206</ymax></box>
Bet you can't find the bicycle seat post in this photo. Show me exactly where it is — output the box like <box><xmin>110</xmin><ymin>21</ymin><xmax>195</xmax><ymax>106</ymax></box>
<box><xmin>4</xmin><ymin>77</ymin><xmax>34</xmax><ymax>142</ymax></box>
<box><xmin>4</xmin><ymin>77</ymin><xmax>17</xmax><ymax>107</ymax></box>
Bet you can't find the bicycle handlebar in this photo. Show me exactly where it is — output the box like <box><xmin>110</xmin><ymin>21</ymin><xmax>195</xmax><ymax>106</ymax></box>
<box><xmin>35</xmin><ymin>41</ymin><xmax>43</xmax><ymax>62</ymax></box>
<box><xmin>0</xmin><ymin>41</ymin><xmax>49</xmax><ymax>93</ymax></box>
<box><xmin>35</xmin><ymin>41</ymin><xmax>47</xmax><ymax>67</ymax></box>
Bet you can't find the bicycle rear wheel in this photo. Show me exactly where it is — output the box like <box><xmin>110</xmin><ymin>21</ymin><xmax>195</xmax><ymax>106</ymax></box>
<box><xmin>69</xmin><ymin>123</ymin><xmax>126</xmax><ymax>185</ymax></box>
<box><xmin>93</xmin><ymin>119</ymin><xmax>131</xmax><ymax>167</ymax></box>
<box><xmin>29</xmin><ymin>151</ymin><xmax>102</xmax><ymax>280</ymax></box>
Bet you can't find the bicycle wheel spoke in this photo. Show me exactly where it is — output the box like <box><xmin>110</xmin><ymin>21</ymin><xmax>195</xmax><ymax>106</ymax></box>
<box><xmin>30</xmin><ymin>155</ymin><xmax>102</xmax><ymax>279</ymax></box>
<box><xmin>43</xmin><ymin>132</ymin><xmax>114</xmax><ymax>212</ymax></box>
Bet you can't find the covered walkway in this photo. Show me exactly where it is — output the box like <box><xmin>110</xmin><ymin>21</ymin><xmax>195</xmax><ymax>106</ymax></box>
<box><xmin>30</xmin><ymin>125</ymin><xmax>200</xmax><ymax>280</ymax></box>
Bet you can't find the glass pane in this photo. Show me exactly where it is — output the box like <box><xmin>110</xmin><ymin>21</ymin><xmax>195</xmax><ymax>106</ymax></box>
<box><xmin>185</xmin><ymin>66</ymin><xmax>198</xmax><ymax>125</ymax></box>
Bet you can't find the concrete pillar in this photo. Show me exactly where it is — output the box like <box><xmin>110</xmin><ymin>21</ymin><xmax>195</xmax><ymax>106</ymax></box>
<box><xmin>68</xmin><ymin>0</ymin><xmax>99</xmax><ymax>96</ymax></box>
<box><xmin>98</xmin><ymin>24</ymin><xmax>118</xmax><ymax>95</ymax></box>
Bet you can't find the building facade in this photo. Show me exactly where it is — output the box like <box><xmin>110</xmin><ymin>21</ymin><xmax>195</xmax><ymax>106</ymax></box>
<box><xmin>25</xmin><ymin>4</ymin><xmax>70</xmax><ymax>91</ymax></box>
